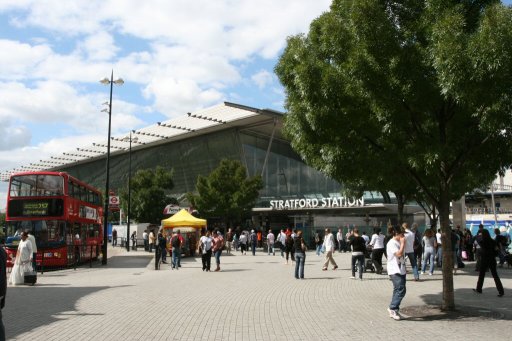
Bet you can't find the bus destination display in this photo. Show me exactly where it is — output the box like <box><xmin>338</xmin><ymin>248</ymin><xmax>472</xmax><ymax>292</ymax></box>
<box><xmin>8</xmin><ymin>199</ymin><xmax>64</xmax><ymax>217</ymax></box>
<box><xmin>23</xmin><ymin>201</ymin><xmax>50</xmax><ymax>216</ymax></box>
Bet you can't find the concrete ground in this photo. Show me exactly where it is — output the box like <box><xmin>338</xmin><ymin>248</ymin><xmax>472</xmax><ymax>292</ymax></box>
<box><xmin>3</xmin><ymin>245</ymin><xmax>511</xmax><ymax>341</ymax></box>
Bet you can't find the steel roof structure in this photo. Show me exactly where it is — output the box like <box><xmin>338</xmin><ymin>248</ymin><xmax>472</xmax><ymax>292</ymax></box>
<box><xmin>0</xmin><ymin>102</ymin><xmax>283</xmax><ymax>182</ymax></box>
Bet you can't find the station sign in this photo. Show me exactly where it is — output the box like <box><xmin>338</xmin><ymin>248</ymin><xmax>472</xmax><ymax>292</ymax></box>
<box><xmin>269</xmin><ymin>197</ymin><xmax>365</xmax><ymax>210</ymax></box>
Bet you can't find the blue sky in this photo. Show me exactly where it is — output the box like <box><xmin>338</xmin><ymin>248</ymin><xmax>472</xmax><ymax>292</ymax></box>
<box><xmin>0</xmin><ymin>0</ymin><xmax>511</xmax><ymax>210</ymax></box>
<box><xmin>0</xmin><ymin>0</ymin><xmax>332</xmax><ymax>209</ymax></box>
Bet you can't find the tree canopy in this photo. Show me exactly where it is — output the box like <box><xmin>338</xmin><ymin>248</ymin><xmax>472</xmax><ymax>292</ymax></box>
<box><xmin>275</xmin><ymin>0</ymin><xmax>512</xmax><ymax>310</ymax></box>
<box><xmin>187</xmin><ymin>159</ymin><xmax>263</xmax><ymax>227</ymax></box>
<box><xmin>120</xmin><ymin>166</ymin><xmax>174</xmax><ymax>224</ymax></box>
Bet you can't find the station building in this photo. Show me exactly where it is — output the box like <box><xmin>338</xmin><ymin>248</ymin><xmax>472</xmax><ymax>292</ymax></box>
<box><xmin>8</xmin><ymin>102</ymin><xmax>424</xmax><ymax>240</ymax></box>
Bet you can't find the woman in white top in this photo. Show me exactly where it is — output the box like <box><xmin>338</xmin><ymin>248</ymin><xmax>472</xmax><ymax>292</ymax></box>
<box><xmin>198</xmin><ymin>231</ymin><xmax>213</xmax><ymax>271</ymax></box>
<box><xmin>421</xmin><ymin>229</ymin><xmax>437</xmax><ymax>275</ymax></box>
<box><xmin>9</xmin><ymin>232</ymin><xmax>33</xmax><ymax>286</ymax></box>
<box><xmin>369</xmin><ymin>228</ymin><xmax>386</xmax><ymax>274</ymax></box>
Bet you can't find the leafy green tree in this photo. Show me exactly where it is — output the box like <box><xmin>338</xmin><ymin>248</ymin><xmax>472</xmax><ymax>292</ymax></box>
<box><xmin>187</xmin><ymin>159</ymin><xmax>263</xmax><ymax>227</ymax></box>
<box><xmin>120</xmin><ymin>166</ymin><xmax>174</xmax><ymax>224</ymax></box>
<box><xmin>275</xmin><ymin>0</ymin><xmax>512</xmax><ymax>310</ymax></box>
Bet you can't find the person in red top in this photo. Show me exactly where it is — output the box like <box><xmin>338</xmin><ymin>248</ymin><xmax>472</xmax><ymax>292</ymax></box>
<box><xmin>211</xmin><ymin>230</ymin><xmax>224</xmax><ymax>271</ymax></box>
<box><xmin>257</xmin><ymin>230</ymin><xmax>262</xmax><ymax>248</ymax></box>
<box><xmin>285</xmin><ymin>228</ymin><xmax>292</xmax><ymax>236</ymax></box>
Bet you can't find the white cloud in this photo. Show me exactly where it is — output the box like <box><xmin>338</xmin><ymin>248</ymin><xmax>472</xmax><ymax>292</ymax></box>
<box><xmin>251</xmin><ymin>70</ymin><xmax>274</xmax><ymax>89</ymax></box>
<box><xmin>143</xmin><ymin>77</ymin><xmax>224</xmax><ymax>117</ymax></box>
<box><xmin>79</xmin><ymin>32</ymin><xmax>119</xmax><ymax>61</ymax></box>
<box><xmin>0</xmin><ymin>0</ymin><xmax>332</xmax><ymax>178</ymax></box>
<box><xmin>0</xmin><ymin>119</ymin><xmax>31</xmax><ymax>151</ymax></box>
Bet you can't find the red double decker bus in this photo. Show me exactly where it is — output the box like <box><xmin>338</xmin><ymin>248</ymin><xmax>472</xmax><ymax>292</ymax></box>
<box><xmin>4</xmin><ymin>171</ymin><xmax>103</xmax><ymax>268</ymax></box>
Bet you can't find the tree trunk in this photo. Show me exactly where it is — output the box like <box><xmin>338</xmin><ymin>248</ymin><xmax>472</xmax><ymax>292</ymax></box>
<box><xmin>439</xmin><ymin>186</ymin><xmax>455</xmax><ymax>310</ymax></box>
<box><xmin>396</xmin><ymin>193</ymin><xmax>405</xmax><ymax>225</ymax></box>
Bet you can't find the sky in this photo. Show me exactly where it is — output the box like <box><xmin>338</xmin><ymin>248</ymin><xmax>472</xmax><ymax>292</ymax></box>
<box><xmin>0</xmin><ymin>0</ymin><xmax>333</xmax><ymax>210</ymax></box>
<box><xmin>0</xmin><ymin>0</ymin><xmax>511</xmax><ymax>211</ymax></box>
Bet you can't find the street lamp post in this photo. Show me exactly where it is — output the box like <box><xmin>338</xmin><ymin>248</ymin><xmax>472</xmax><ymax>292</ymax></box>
<box><xmin>126</xmin><ymin>130</ymin><xmax>137</xmax><ymax>252</ymax></box>
<box><xmin>100</xmin><ymin>70</ymin><xmax>124</xmax><ymax>265</ymax></box>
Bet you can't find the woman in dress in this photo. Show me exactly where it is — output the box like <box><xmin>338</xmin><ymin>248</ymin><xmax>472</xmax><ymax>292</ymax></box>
<box><xmin>9</xmin><ymin>232</ymin><xmax>33</xmax><ymax>286</ymax></box>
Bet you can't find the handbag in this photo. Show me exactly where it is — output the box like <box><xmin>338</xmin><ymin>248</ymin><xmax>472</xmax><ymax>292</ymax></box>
<box><xmin>24</xmin><ymin>270</ymin><xmax>37</xmax><ymax>285</ymax></box>
<box><xmin>461</xmin><ymin>250</ymin><xmax>468</xmax><ymax>260</ymax></box>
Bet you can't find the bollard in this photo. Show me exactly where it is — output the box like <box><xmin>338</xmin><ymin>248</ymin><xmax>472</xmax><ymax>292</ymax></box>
<box><xmin>155</xmin><ymin>247</ymin><xmax>160</xmax><ymax>270</ymax></box>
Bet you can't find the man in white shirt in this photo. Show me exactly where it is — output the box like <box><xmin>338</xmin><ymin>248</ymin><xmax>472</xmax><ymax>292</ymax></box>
<box><xmin>277</xmin><ymin>229</ymin><xmax>287</xmax><ymax>258</ymax></box>
<box><xmin>336</xmin><ymin>228</ymin><xmax>345</xmax><ymax>253</ymax></box>
<box><xmin>267</xmin><ymin>230</ymin><xmax>275</xmax><ymax>256</ymax></box>
<box><xmin>321</xmin><ymin>228</ymin><xmax>338</xmax><ymax>271</ymax></box>
<box><xmin>387</xmin><ymin>225</ymin><xmax>406</xmax><ymax>321</ymax></box>
<box><xmin>403</xmin><ymin>223</ymin><xmax>419</xmax><ymax>281</ymax></box>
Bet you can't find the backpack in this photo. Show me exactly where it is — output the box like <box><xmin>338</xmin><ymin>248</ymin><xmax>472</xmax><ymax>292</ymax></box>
<box><xmin>172</xmin><ymin>236</ymin><xmax>181</xmax><ymax>248</ymax></box>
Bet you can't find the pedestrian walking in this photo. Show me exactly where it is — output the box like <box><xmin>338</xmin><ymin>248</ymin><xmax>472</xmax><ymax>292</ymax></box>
<box><xmin>250</xmin><ymin>230</ymin><xmax>257</xmax><ymax>256</ymax></box>
<box><xmin>336</xmin><ymin>228</ymin><xmax>345</xmax><ymax>252</ymax></box>
<box><xmin>277</xmin><ymin>229</ymin><xmax>286</xmax><ymax>258</ymax></box>
<box><xmin>369</xmin><ymin>227</ymin><xmax>385</xmax><ymax>274</ymax></box>
<box><xmin>473</xmin><ymin>229</ymin><xmax>504</xmax><ymax>297</ymax></box>
<box><xmin>9</xmin><ymin>232</ymin><xmax>33</xmax><ymax>286</ymax></box>
<box><xmin>284</xmin><ymin>233</ymin><xmax>294</xmax><ymax>265</ymax></box>
<box><xmin>212</xmin><ymin>230</ymin><xmax>224</xmax><ymax>271</ymax></box>
<box><xmin>321</xmin><ymin>228</ymin><xmax>338</xmax><ymax>271</ymax></box>
<box><xmin>267</xmin><ymin>229</ymin><xmax>275</xmax><ymax>255</ymax></box>
<box><xmin>157</xmin><ymin>232</ymin><xmax>167</xmax><ymax>264</ymax></box>
<box><xmin>170</xmin><ymin>231</ymin><xmax>183</xmax><ymax>269</ymax></box>
<box><xmin>239</xmin><ymin>232</ymin><xmax>248</xmax><ymax>255</ymax></box>
<box><xmin>112</xmin><ymin>228</ymin><xmax>118</xmax><ymax>246</ymax></box>
<box><xmin>0</xmin><ymin>246</ymin><xmax>6</xmax><ymax>340</ymax></box>
<box><xmin>225</xmin><ymin>228</ymin><xmax>234</xmax><ymax>254</ymax></box>
<box><xmin>348</xmin><ymin>228</ymin><xmax>365</xmax><ymax>280</ymax></box>
<box><xmin>293</xmin><ymin>231</ymin><xmax>306</xmax><ymax>279</ymax></box>
<box><xmin>143</xmin><ymin>230</ymin><xmax>149</xmax><ymax>251</ymax></box>
<box><xmin>314</xmin><ymin>232</ymin><xmax>323</xmax><ymax>256</ymax></box>
<box><xmin>198</xmin><ymin>231</ymin><xmax>212</xmax><ymax>271</ymax></box>
<box><xmin>421</xmin><ymin>229</ymin><xmax>437</xmax><ymax>276</ymax></box>
<box><xmin>149</xmin><ymin>230</ymin><xmax>156</xmax><ymax>253</ymax></box>
<box><xmin>403</xmin><ymin>223</ymin><xmax>420</xmax><ymax>281</ymax></box>
<box><xmin>387</xmin><ymin>225</ymin><xmax>407</xmax><ymax>321</ymax></box>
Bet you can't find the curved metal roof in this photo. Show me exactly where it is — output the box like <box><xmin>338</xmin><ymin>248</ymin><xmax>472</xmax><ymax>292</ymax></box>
<box><xmin>0</xmin><ymin>102</ymin><xmax>283</xmax><ymax>182</ymax></box>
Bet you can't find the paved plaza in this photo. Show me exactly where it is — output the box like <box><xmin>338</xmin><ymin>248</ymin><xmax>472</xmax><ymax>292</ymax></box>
<box><xmin>4</xmin><ymin>245</ymin><xmax>511</xmax><ymax>341</ymax></box>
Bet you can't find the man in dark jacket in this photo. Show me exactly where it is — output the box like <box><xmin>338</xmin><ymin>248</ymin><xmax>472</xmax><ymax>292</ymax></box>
<box><xmin>0</xmin><ymin>246</ymin><xmax>7</xmax><ymax>340</ymax></box>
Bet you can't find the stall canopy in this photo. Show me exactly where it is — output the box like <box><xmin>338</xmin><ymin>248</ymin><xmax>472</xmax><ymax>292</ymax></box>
<box><xmin>161</xmin><ymin>209</ymin><xmax>206</xmax><ymax>229</ymax></box>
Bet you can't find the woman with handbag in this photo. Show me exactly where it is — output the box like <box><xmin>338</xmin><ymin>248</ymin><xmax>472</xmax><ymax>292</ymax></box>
<box><xmin>9</xmin><ymin>232</ymin><xmax>33</xmax><ymax>286</ymax></box>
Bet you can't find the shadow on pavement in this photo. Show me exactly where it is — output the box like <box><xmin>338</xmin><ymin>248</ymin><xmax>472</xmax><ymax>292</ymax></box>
<box><xmin>404</xmin><ymin>287</ymin><xmax>512</xmax><ymax>321</ymax></box>
<box><xmin>99</xmin><ymin>255</ymin><xmax>153</xmax><ymax>269</ymax></box>
<box><xmin>4</xmin><ymin>284</ymin><xmax>131</xmax><ymax>339</ymax></box>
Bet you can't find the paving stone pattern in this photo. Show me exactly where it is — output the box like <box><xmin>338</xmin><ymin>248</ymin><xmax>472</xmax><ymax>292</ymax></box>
<box><xmin>4</xmin><ymin>246</ymin><xmax>511</xmax><ymax>341</ymax></box>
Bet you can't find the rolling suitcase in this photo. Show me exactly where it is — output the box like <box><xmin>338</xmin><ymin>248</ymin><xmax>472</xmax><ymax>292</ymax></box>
<box><xmin>24</xmin><ymin>271</ymin><xmax>37</xmax><ymax>285</ymax></box>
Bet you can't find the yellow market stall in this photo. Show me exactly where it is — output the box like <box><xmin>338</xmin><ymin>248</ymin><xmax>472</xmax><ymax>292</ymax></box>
<box><xmin>161</xmin><ymin>209</ymin><xmax>206</xmax><ymax>256</ymax></box>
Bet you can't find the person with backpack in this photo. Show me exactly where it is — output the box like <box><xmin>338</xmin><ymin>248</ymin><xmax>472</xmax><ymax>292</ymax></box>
<box><xmin>284</xmin><ymin>233</ymin><xmax>294</xmax><ymax>265</ymax></box>
<box><xmin>171</xmin><ymin>230</ymin><xmax>183</xmax><ymax>270</ymax></box>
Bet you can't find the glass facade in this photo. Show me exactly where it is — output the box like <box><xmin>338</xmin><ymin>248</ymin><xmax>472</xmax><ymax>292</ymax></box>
<box><xmin>60</xmin><ymin>124</ymin><xmax>342</xmax><ymax>207</ymax></box>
